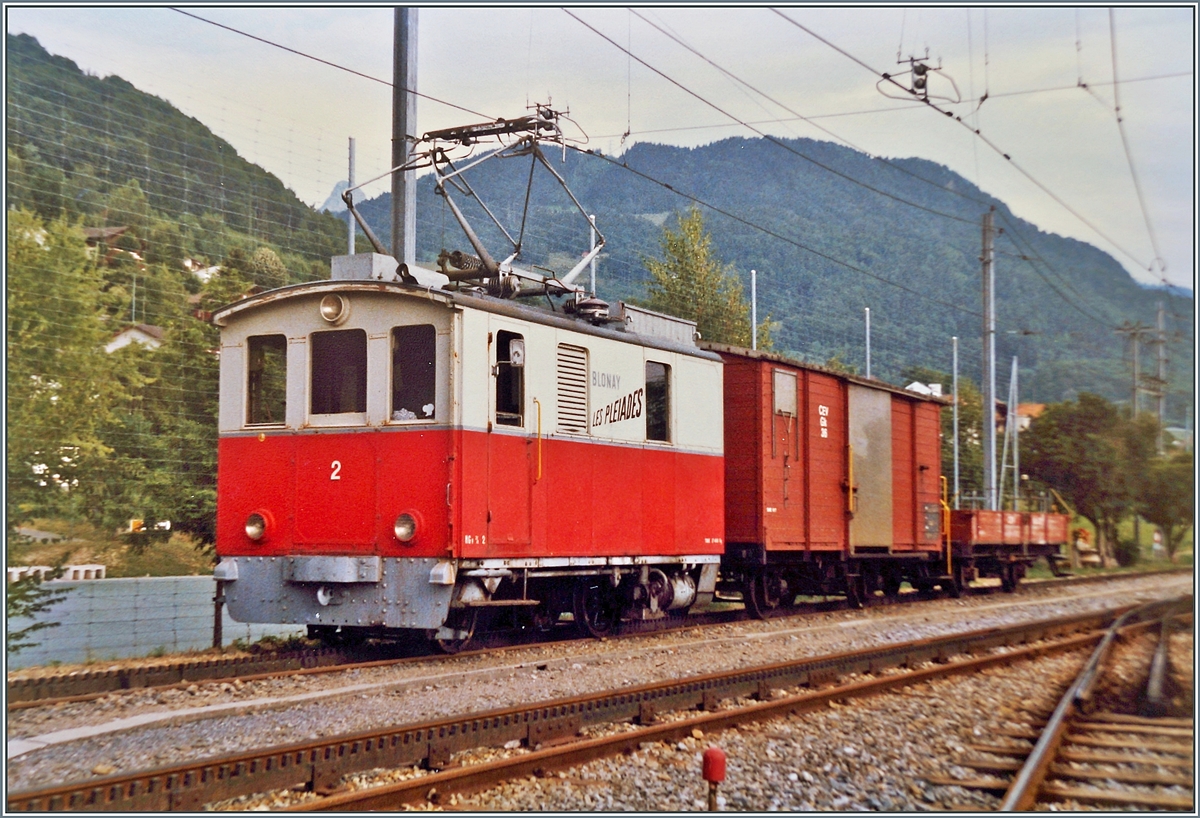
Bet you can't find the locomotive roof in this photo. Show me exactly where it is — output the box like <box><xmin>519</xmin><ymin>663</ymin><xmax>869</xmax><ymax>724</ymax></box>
<box><xmin>212</xmin><ymin>279</ymin><xmax>722</xmax><ymax>363</ymax></box>
<box><xmin>699</xmin><ymin>341</ymin><xmax>951</xmax><ymax>405</ymax></box>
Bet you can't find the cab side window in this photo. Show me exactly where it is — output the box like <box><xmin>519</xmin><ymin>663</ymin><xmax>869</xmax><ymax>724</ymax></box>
<box><xmin>391</xmin><ymin>324</ymin><xmax>436</xmax><ymax>421</ymax></box>
<box><xmin>495</xmin><ymin>330</ymin><xmax>524</xmax><ymax>427</ymax></box>
<box><xmin>646</xmin><ymin>360</ymin><xmax>671</xmax><ymax>442</ymax></box>
<box><xmin>247</xmin><ymin>334</ymin><xmax>287</xmax><ymax>425</ymax></box>
<box><xmin>311</xmin><ymin>329</ymin><xmax>367</xmax><ymax>414</ymax></box>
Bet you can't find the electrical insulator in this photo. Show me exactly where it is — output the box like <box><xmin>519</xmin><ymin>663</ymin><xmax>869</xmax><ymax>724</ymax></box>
<box><xmin>912</xmin><ymin>63</ymin><xmax>929</xmax><ymax>95</ymax></box>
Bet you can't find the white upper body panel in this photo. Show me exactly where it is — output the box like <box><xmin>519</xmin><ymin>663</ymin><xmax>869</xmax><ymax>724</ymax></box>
<box><xmin>214</xmin><ymin>280</ymin><xmax>722</xmax><ymax>455</ymax></box>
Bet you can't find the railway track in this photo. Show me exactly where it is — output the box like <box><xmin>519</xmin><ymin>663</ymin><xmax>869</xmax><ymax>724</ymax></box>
<box><xmin>8</xmin><ymin>567</ymin><xmax>1188</xmax><ymax>710</ymax></box>
<box><xmin>928</xmin><ymin>598</ymin><xmax>1194</xmax><ymax>810</ymax></box>
<box><xmin>8</xmin><ymin>599</ymin><xmax>1186</xmax><ymax>812</ymax></box>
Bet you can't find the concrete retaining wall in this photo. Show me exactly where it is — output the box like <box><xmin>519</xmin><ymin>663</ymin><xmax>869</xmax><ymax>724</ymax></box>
<box><xmin>7</xmin><ymin>576</ymin><xmax>304</xmax><ymax>670</ymax></box>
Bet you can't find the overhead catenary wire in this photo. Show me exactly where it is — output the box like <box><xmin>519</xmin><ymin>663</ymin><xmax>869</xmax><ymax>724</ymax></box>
<box><xmin>771</xmin><ymin>8</ymin><xmax>1156</xmax><ymax>274</ymax></box>
<box><xmin>628</xmin><ymin>9</ymin><xmax>994</xmax><ymax>212</ymax></box>
<box><xmin>168</xmin><ymin>8</ymin><xmax>495</xmax><ymax>122</ymax></box>
<box><xmin>563</xmin><ymin>8</ymin><xmax>977</xmax><ymax>227</ymax></box>
<box><xmin>581</xmin><ymin>15</ymin><xmax>1142</xmax><ymax>335</ymax></box>
<box><xmin>587</xmin><ymin>70</ymin><xmax>1190</xmax><ymax>142</ymax></box>
<box><xmin>1108</xmin><ymin>9</ymin><xmax>1166</xmax><ymax>276</ymax></box>
<box><xmin>570</xmin><ymin>144</ymin><xmax>982</xmax><ymax>318</ymax></box>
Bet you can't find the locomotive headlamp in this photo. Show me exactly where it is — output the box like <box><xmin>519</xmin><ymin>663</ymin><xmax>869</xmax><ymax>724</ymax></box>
<box><xmin>245</xmin><ymin>513</ymin><xmax>267</xmax><ymax>541</ymax></box>
<box><xmin>319</xmin><ymin>294</ymin><xmax>349</xmax><ymax>325</ymax></box>
<box><xmin>394</xmin><ymin>513</ymin><xmax>417</xmax><ymax>543</ymax></box>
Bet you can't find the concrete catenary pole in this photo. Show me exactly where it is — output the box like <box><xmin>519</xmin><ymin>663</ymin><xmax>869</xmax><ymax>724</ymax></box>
<box><xmin>392</xmin><ymin>8</ymin><xmax>417</xmax><ymax>267</ymax></box>
<box><xmin>952</xmin><ymin>335</ymin><xmax>960</xmax><ymax>509</ymax></box>
<box><xmin>347</xmin><ymin>137</ymin><xmax>356</xmax><ymax>255</ymax></box>
<box><xmin>865</xmin><ymin>307</ymin><xmax>872</xmax><ymax>379</ymax></box>
<box><xmin>751</xmin><ymin>269</ymin><xmax>757</xmax><ymax>350</ymax></box>
<box><xmin>981</xmin><ymin>208</ymin><xmax>997</xmax><ymax>511</ymax></box>
<box><xmin>1157</xmin><ymin>301</ymin><xmax>1167</xmax><ymax>454</ymax></box>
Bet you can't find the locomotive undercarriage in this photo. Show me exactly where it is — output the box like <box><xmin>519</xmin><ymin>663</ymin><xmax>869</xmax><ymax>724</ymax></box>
<box><xmin>216</xmin><ymin>554</ymin><xmax>718</xmax><ymax>653</ymax></box>
<box><xmin>436</xmin><ymin>560</ymin><xmax>719</xmax><ymax>652</ymax></box>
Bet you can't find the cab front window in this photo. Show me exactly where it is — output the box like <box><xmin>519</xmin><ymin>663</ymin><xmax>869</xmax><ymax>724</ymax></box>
<box><xmin>247</xmin><ymin>334</ymin><xmax>287</xmax><ymax>425</ymax></box>
<box><xmin>311</xmin><ymin>329</ymin><xmax>367</xmax><ymax>415</ymax></box>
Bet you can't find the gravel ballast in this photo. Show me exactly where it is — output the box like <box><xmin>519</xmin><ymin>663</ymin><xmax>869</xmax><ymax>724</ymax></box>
<box><xmin>6</xmin><ymin>572</ymin><xmax>1191</xmax><ymax>795</ymax></box>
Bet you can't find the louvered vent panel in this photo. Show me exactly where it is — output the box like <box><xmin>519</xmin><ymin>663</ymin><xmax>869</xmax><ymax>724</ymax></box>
<box><xmin>557</xmin><ymin>344</ymin><xmax>589</xmax><ymax>434</ymax></box>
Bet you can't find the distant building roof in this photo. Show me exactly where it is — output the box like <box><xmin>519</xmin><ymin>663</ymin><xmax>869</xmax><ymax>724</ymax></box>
<box><xmin>905</xmin><ymin>381</ymin><xmax>943</xmax><ymax>397</ymax></box>
<box><xmin>82</xmin><ymin>225</ymin><xmax>129</xmax><ymax>244</ymax></box>
<box><xmin>105</xmin><ymin>324</ymin><xmax>164</xmax><ymax>353</ymax></box>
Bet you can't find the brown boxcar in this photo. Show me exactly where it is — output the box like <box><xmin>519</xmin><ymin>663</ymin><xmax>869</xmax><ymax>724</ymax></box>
<box><xmin>703</xmin><ymin>344</ymin><xmax>951</xmax><ymax>615</ymax></box>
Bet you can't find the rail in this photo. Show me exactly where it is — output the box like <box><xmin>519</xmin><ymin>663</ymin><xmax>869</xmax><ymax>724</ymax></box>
<box><xmin>997</xmin><ymin>595</ymin><xmax>1192</xmax><ymax>811</ymax></box>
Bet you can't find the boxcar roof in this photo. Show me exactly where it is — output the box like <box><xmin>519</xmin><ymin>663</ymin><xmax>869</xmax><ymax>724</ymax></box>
<box><xmin>212</xmin><ymin>279</ymin><xmax>722</xmax><ymax>363</ymax></box>
<box><xmin>699</xmin><ymin>341</ymin><xmax>951</xmax><ymax>405</ymax></box>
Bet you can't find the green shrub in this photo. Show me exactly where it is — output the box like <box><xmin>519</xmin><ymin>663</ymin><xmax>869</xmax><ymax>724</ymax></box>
<box><xmin>1113</xmin><ymin>538</ymin><xmax>1141</xmax><ymax>568</ymax></box>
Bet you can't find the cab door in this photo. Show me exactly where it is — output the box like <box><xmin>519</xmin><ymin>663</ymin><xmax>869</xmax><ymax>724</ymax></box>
<box><xmin>486</xmin><ymin>324</ymin><xmax>533</xmax><ymax>550</ymax></box>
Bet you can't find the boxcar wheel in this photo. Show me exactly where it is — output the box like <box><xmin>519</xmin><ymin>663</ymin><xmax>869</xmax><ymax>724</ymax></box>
<box><xmin>435</xmin><ymin>608</ymin><xmax>479</xmax><ymax>654</ymax></box>
<box><xmin>574</xmin><ymin>578</ymin><xmax>622</xmax><ymax>638</ymax></box>
<box><xmin>845</xmin><ymin>574</ymin><xmax>865</xmax><ymax>609</ymax></box>
<box><xmin>744</xmin><ymin>571</ymin><xmax>783</xmax><ymax>619</ymax></box>
<box><xmin>944</xmin><ymin>565</ymin><xmax>964</xmax><ymax>599</ymax></box>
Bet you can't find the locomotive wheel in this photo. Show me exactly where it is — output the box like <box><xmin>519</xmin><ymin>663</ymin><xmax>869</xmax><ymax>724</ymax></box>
<box><xmin>574</xmin><ymin>578</ymin><xmax>622</xmax><ymax>638</ymax></box>
<box><xmin>435</xmin><ymin>608</ymin><xmax>479</xmax><ymax>654</ymax></box>
<box><xmin>744</xmin><ymin>571</ymin><xmax>783</xmax><ymax>619</ymax></box>
<box><xmin>530</xmin><ymin>603</ymin><xmax>558</xmax><ymax>634</ymax></box>
<box><xmin>307</xmin><ymin>625</ymin><xmax>365</xmax><ymax>647</ymax></box>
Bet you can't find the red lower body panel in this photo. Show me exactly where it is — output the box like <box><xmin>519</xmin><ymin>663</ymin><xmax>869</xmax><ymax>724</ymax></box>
<box><xmin>217</xmin><ymin>428</ymin><xmax>723</xmax><ymax>562</ymax></box>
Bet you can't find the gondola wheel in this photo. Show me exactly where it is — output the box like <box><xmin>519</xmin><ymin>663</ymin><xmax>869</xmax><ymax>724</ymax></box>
<box><xmin>574</xmin><ymin>578</ymin><xmax>622</xmax><ymax>638</ymax></box>
<box><xmin>744</xmin><ymin>571</ymin><xmax>783</xmax><ymax>619</ymax></box>
<box><xmin>999</xmin><ymin>563</ymin><xmax>1018</xmax><ymax>593</ymax></box>
<box><xmin>435</xmin><ymin>608</ymin><xmax>479</xmax><ymax>654</ymax></box>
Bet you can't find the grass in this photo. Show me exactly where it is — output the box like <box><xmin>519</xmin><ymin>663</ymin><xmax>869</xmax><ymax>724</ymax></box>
<box><xmin>7</xmin><ymin>518</ymin><xmax>214</xmax><ymax>577</ymax></box>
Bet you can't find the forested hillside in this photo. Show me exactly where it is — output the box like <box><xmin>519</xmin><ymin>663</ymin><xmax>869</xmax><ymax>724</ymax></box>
<box><xmin>355</xmin><ymin>138</ymin><xmax>1192</xmax><ymax>421</ymax></box>
<box><xmin>6</xmin><ymin>32</ymin><xmax>345</xmax><ymax>285</ymax></box>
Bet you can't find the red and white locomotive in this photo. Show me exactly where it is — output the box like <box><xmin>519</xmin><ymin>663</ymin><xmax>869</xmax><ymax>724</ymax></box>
<box><xmin>211</xmin><ymin>109</ymin><xmax>1068</xmax><ymax>650</ymax></box>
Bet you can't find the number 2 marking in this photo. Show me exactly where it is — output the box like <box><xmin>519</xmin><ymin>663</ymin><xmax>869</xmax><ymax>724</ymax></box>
<box><xmin>330</xmin><ymin>460</ymin><xmax>342</xmax><ymax>481</ymax></box>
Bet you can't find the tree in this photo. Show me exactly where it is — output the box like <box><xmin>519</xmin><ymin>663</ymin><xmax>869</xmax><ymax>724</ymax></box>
<box><xmin>1022</xmin><ymin>393</ymin><xmax>1149</xmax><ymax>563</ymax></box>
<box><xmin>248</xmin><ymin>246</ymin><xmax>289</xmax><ymax>290</ymax></box>
<box><xmin>6</xmin><ymin>572</ymin><xmax>66</xmax><ymax>656</ymax></box>
<box><xmin>6</xmin><ymin>211</ymin><xmax>129</xmax><ymax>532</ymax></box>
<box><xmin>1136</xmin><ymin>450</ymin><xmax>1194</xmax><ymax>561</ymax></box>
<box><xmin>643</xmin><ymin>207</ymin><xmax>772</xmax><ymax>348</ymax></box>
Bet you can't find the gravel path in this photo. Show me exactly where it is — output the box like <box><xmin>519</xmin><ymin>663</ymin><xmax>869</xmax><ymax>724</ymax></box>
<box><xmin>6</xmin><ymin>573</ymin><xmax>1190</xmax><ymax>793</ymax></box>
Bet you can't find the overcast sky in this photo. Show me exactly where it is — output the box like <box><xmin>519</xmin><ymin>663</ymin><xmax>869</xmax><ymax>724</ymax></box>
<box><xmin>7</xmin><ymin>5</ymin><xmax>1195</xmax><ymax>290</ymax></box>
